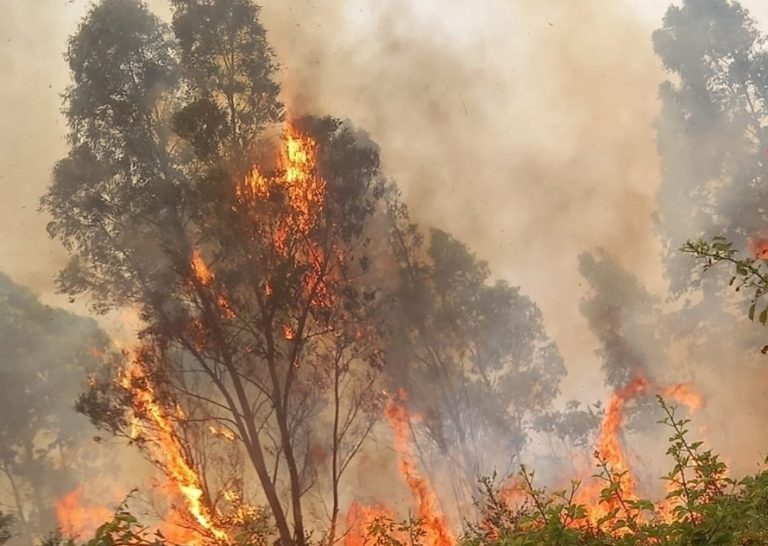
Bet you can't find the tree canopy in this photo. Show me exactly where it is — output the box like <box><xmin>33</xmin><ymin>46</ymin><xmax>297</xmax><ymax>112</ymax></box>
<box><xmin>42</xmin><ymin>1</ymin><xmax>564</xmax><ymax>544</ymax></box>
<box><xmin>0</xmin><ymin>273</ymin><xmax>109</xmax><ymax>543</ymax></box>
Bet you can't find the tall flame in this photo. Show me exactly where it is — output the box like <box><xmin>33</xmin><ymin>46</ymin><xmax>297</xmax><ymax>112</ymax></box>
<box><xmin>235</xmin><ymin>124</ymin><xmax>335</xmax><ymax>310</ymax></box>
<box><xmin>120</xmin><ymin>347</ymin><xmax>228</xmax><ymax>543</ymax></box>
<box><xmin>385</xmin><ymin>390</ymin><xmax>455</xmax><ymax>546</ymax></box>
<box><xmin>572</xmin><ymin>375</ymin><xmax>704</xmax><ymax>529</ymax></box>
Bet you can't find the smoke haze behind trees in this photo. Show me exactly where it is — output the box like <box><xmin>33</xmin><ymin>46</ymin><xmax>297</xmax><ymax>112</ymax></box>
<box><xmin>4</xmin><ymin>0</ymin><xmax>768</xmax><ymax>532</ymax></box>
<box><xmin>3</xmin><ymin>0</ymin><xmax>764</xmax><ymax>399</ymax></box>
<box><xmin>0</xmin><ymin>0</ymin><xmax>763</xmax><ymax>387</ymax></box>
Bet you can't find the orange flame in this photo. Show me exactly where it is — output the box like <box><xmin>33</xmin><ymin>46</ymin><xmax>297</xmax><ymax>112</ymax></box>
<box><xmin>662</xmin><ymin>383</ymin><xmax>704</xmax><ymax>411</ymax></box>
<box><xmin>571</xmin><ymin>375</ymin><xmax>704</xmax><ymax>529</ymax></box>
<box><xmin>385</xmin><ymin>390</ymin><xmax>455</xmax><ymax>546</ymax></box>
<box><xmin>573</xmin><ymin>376</ymin><xmax>648</xmax><ymax>526</ymax></box>
<box><xmin>749</xmin><ymin>237</ymin><xmax>768</xmax><ymax>259</ymax></box>
<box><xmin>596</xmin><ymin>376</ymin><xmax>648</xmax><ymax>493</ymax></box>
<box><xmin>56</xmin><ymin>485</ymin><xmax>115</xmax><ymax>538</ymax></box>
<box><xmin>120</xmin><ymin>347</ymin><xmax>228</xmax><ymax>543</ymax></box>
<box><xmin>191</xmin><ymin>249</ymin><xmax>214</xmax><ymax>286</ymax></box>
<box><xmin>343</xmin><ymin>502</ymin><xmax>397</xmax><ymax>546</ymax></box>
<box><xmin>235</xmin><ymin>124</ymin><xmax>336</xmax><ymax>310</ymax></box>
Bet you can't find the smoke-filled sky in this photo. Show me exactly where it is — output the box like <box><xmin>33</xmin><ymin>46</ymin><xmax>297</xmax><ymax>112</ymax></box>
<box><xmin>2</xmin><ymin>0</ymin><xmax>768</xmax><ymax>402</ymax></box>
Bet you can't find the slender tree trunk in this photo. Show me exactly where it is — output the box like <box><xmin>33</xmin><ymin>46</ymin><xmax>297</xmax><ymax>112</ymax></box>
<box><xmin>2</xmin><ymin>465</ymin><xmax>32</xmax><ymax>546</ymax></box>
<box><xmin>328</xmin><ymin>360</ymin><xmax>342</xmax><ymax>546</ymax></box>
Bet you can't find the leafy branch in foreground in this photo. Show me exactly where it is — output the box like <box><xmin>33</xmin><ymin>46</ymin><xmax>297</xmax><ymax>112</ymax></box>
<box><xmin>460</xmin><ymin>397</ymin><xmax>768</xmax><ymax>546</ymax></box>
<box><xmin>683</xmin><ymin>237</ymin><xmax>768</xmax><ymax>335</ymax></box>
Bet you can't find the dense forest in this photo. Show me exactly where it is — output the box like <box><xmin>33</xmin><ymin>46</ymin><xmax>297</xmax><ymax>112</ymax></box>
<box><xmin>3</xmin><ymin>0</ymin><xmax>768</xmax><ymax>545</ymax></box>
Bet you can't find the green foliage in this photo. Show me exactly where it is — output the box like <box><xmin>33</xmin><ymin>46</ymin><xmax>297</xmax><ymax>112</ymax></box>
<box><xmin>43</xmin><ymin>2</ymin><xmax>390</xmax><ymax>545</ymax></box>
<box><xmin>457</xmin><ymin>398</ymin><xmax>768</xmax><ymax>546</ymax></box>
<box><xmin>37</xmin><ymin>398</ymin><xmax>755</xmax><ymax>546</ymax></box>
<box><xmin>653</xmin><ymin>0</ymin><xmax>768</xmax><ymax>296</ymax></box>
<box><xmin>41</xmin><ymin>508</ymin><xmax>165</xmax><ymax>546</ymax></box>
<box><xmin>171</xmin><ymin>0</ymin><xmax>283</xmax><ymax>156</ymax></box>
<box><xmin>0</xmin><ymin>273</ymin><xmax>111</xmax><ymax>539</ymax></box>
<box><xmin>683</xmin><ymin>237</ymin><xmax>768</xmax><ymax>352</ymax></box>
<box><xmin>365</xmin><ymin>516</ymin><xmax>427</xmax><ymax>546</ymax></box>
<box><xmin>386</xmin><ymin>211</ymin><xmax>566</xmax><ymax>494</ymax></box>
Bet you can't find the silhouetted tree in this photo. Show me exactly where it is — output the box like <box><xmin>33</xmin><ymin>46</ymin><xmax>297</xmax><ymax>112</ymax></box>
<box><xmin>0</xmin><ymin>273</ymin><xmax>108</xmax><ymax>544</ymax></box>
<box><xmin>654</xmin><ymin>0</ymin><xmax>768</xmax><ymax>295</ymax></box>
<box><xmin>387</xmin><ymin>203</ymin><xmax>565</xmax><ymax>510</ymax></box>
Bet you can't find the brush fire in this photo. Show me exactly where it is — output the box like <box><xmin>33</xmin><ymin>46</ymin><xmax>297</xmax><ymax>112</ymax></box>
<box><xmin>6</xmin><ymin>0</ymin><xmax>768</xmax><ymax>545</ymax></box>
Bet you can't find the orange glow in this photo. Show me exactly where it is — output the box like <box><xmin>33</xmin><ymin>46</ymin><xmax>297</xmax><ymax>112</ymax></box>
<box><xmin>120</xmin><ymin>347</ymin><xmax>228</xmax><ymax>543</ymax></box>
<box><xmin>208</xmin><ymin>425</ymin><xmax>237</xmax><ymax>442</ymax></box>
<box><xmin>236</xmin><ymin>167</ymin><xmax>270</xmax><ymax>202</ymax></box>
<box><xmin>595</xmin><ymin>376</ymin><xmax>648</xmax><ymax>494</ymax></box>
<box><xmin>343</xmin><ymin>502</ymin><xmax>397</xmax><ymax>546</ymax></box>
<box><xmin>56</xmin><ymin>485</ymin><xmax>114</xmax><ymax>538</ymax></box>
<box><xmin>749</xmin><ymin>237</ymin><xmax>768</xmax><ymax>259</ymax></box>
<box><xmin>282</xmin><ymin>323</ymin><xmax>296</xmax><ymax>340</ymax></box>
<box><xmin>235</xmin><ymin>124</ymin><xmax>336</xmax><ymax>311</ymax></box>
<box><xmin>498</xmin><ymin>475</ymin><xmax>528</xmax><ymax>508</ymax></box>
<box><xmin>281</xmin><ymin>127</ymin><xmax>326</xmax><ymax>238</ymax></box>
<box><xmin>574</xmin><ymin>376</ymin><xmax>648</xmax><ymax>526</ymax></box>
<box><xmin>570</xmin><ymin>376</ymin><xmax>705</xmax><ymax>530</ymax></box>
<box><xmin>191</xmin><ymin>249</ymin><xmax>214</xmax><ymax>286</ymax></box>
<box><xmin>385</xmin><ymin>390</ymin><xmax>455</xmax><ymax>546</ymax></box>
<box><xmin>235</xmin><ymin>125</ymin><xmax>326</xmax><ymax>251</ymax></box>
<box><xmin>662</xmin><ymin>383</ymin><xmax>704</xmax><ymax>411</ymax></box>
<box><xmin>217</xmin><ymin>294</ymin><xmax>236</xmax><ymax>319</ymax></box>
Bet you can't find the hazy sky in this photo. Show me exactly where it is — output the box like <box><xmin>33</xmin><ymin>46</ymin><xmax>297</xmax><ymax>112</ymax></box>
<box><xmin>3</xmin><ymin>0</ymin><xmax>768</xmax><ymax>400</ymax></box>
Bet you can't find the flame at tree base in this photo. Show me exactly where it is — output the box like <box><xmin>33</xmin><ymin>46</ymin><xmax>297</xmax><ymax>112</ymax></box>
<box><xmin>385</xmin><ymin>390</ymin><xmax>455</xmax><ymax>546</ymax></box>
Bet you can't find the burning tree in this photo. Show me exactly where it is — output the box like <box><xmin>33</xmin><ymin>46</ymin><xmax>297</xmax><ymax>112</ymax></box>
<box><xmin>42</xmin><ymin>0</ymin><xmax>570</xmax><ymax>544</ymax></box>
<box><xmin>44</xmin><ymin>1</ymin><xmax>387</xmax><ymax>544</ymax></box>
<box><xmin>0</xmin><ymin>273</ymin><xmax>110</xmax><ymax>544</ymax></box>
<box><xmin>386</xmin><ymin>210</ymin><xmax>565</xmax><ymax>514</ymax></box>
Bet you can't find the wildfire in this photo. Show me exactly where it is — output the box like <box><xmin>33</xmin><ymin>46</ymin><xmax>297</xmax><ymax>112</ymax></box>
<box><xmin>749</xmin><ymin>237</ymin><xmax>768</xmax><ymax>259</ymax></box>
<box><xmin>235</xmin><ymin>124</ymin><xmax>336</xmax><ymax>310</ymax></box>
<box><xmin>385</xmin><ymin>390</ymin><xmax>455</xmax><ymax>546</ymax></box>
<box><xmin>343</xmin><ymin>503</ymin><xmax>397</xmax><ymax>546</ymax></box>
<box><xmin>596</xmin><ymin>377</ymin><xmax>648</xmax><ymax>493</ymax></box>
<box><xmin>208</xmin><ymin>425</ymin><xmax>237</xmax><ymax>442</ymax></box>
<box><xmin>56</xmin><ymin>485</ymin><xmax>115</xmax><ymax>538</ymax></box>
<box><xmin>191</xmin><ymin>249</ymin><xmax>214</xmax><ymax>286</ymax></box>
<box><xmin>498</xmin><ymin>475</ymin><xmax>528</xmax><ymax>508</ymax></box>
<box><xmin>571</xmin><ymin>375</ymin><xmax>704</xmax><ymax>529</ymax></box>
<box><xmin>236</xmin><ymin>125</ymin><xmax>326</xmax><ymax>252</ymax></box>
<box><xmin>662</xmin><ymin>383</ymin><xmax>704</xmax><ymax>410</ymax></box>
<box><xmin>119</xmin><ymin>347</ymin><xmax>228</xmax><ymax>543</ymax></box>
<box><xmin>573</xmin><ymin>376</ymin><xmax>648</xmax><ymax>526</ymax></box>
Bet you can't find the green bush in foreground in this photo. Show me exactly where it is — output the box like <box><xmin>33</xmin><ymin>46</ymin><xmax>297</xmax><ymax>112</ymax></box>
<box><xmin>458</xmin><ymin>398</ymin><xmax>768</xmax><ymax>546</ymax></box>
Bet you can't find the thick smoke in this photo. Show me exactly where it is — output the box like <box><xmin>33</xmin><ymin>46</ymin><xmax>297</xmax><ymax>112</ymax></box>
<box><xmin>1</xmin><ymin>0</ymin><xmax>766</xmax><ymax>397</ymax></box>
<box><xmin>256</xmin><ymin>0</ymin><xmax>672</xmax><ymax>402</ymax></box>
<box><xmin>256</xmin><ymin>0</ymin><xmax>768</xmax><ymax>484</ymax></box>
<box><xmin>4</xmin><ymin>0</ymin><xmax>768</xmax><ymax>537</ymax></box>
